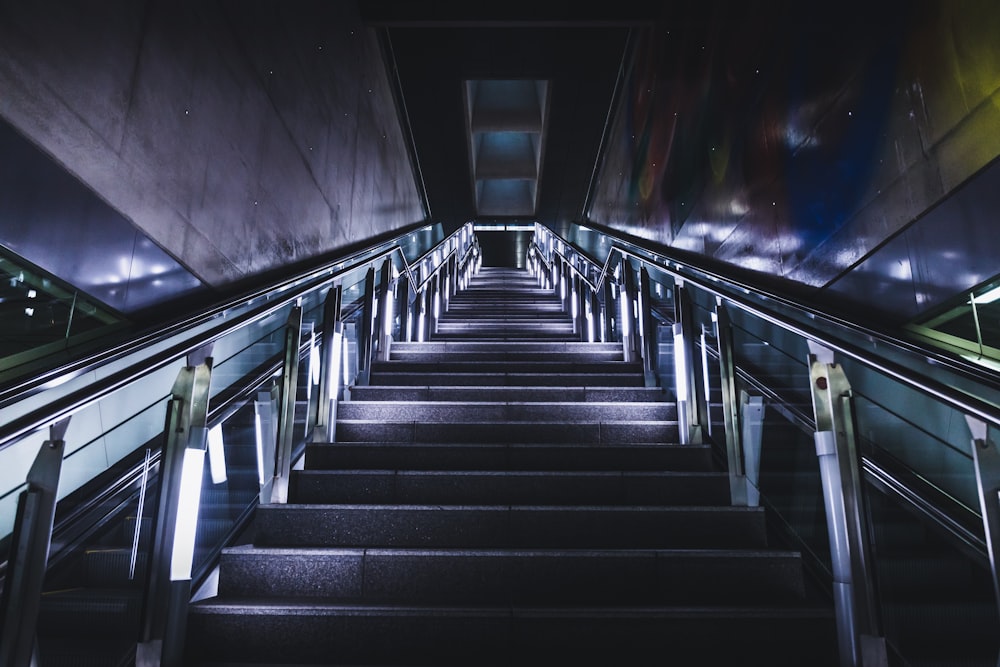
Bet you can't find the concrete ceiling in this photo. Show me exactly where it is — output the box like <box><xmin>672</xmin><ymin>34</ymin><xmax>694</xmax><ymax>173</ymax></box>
<box><xmin>358</xmin><ymin>2</ymin><xmax>659</xmax><ymax>234</ymax></box>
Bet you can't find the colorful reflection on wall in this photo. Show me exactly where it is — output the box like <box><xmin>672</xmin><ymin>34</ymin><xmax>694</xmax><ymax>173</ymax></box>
<box><xmin>590</xmin><ymin>0</ymin><xmax>1000</xmax><ymax>316</ymax></box>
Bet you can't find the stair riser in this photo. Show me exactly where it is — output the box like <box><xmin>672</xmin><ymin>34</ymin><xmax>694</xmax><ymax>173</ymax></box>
<box><xmin>390</xmin><ymin>341</ymin><xmax>623</xmax><ymax>353</ymax></box>
<box><xmin>335</xmin><ymin>420</ymin><xmax>679</xmax><ymax>444</ymax></box>
<box><xmin>337</xmin><ymin>402</ymin><xmax>675</xmax><ymax>422</ymax></box>
<box><xmin>368</xmin><ymin>372</ymin><xmax>646</xmax><ymax>387</ymax></box>
<box><xmin>388</xmin><ymin>351</ymin><xmax>623</xmax><ymax>362</ymax></box>
<box><xmin>371</xmin><ymin>361</ymin><xmax>641</xmax><ymax>374</ymax></box>
<box><xmin>254</xmin><ymin>506</ymin><xmax>768</xmax><ymax>549</ymax></box>
<box><xmin>303</xmin><ymin>443</ymin><xmax>714</xmax><ymax>471</ymax></box>
<box><xmin>186</xmin><ymin>611</ymin><xmax>836</xmax><ymax>665</ymax></box>
<box><xmin>218</xmin><ymin>548</ymin><xmax>807</xmax><ymax>603</ymax></box>
<box><xmin>349</xmin><ymin>386</ymin><xmax>666</xmax><ymax>402</ymax></box>
<box><xmin>290</xmin><ymin>471</ymin><xmax>731</xmax><ymax>505</ymax></box>
<box><xmin>430</xmin><ymin>332</ymin><xmax>579</xmax><ymax>341</ymax></box>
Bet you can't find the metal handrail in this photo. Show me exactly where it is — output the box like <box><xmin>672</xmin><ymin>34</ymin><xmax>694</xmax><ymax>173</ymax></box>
<box><xmin>551</xmin><ymin>246</ymin><xmax>599</xmax><ymax>293</ymax></box>
<box><xmin>0</xmin><ymin>223</ymin><xmax>472</xmax><ymax>454</ymax></box>
<box><xmin>535</xmin><ymin>223</ymin><xmax>1000</xmax><ymax>430</ymax></box>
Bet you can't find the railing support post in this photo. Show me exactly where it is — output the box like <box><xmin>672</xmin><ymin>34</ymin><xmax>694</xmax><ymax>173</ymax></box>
<box><xmin>638</xmin><ymin>266</ymin><xmax>659</xmax><ymax>387</ymax></box>
<box><xmin>673</xmin><ymin>281</ymin><xmax>702</xmax><ymax>444</ymax></box>
<box><xmin>965</xmin><ymin>414</ymin><xmax>1000</xmax><ymax>656</ymax></box>
<box><xmin>357</xmin><ymin>267</ymin><xmax>376</xmax><ymax>385</ymax></box>
<box><xmin>620</xmin><ymin>258</ymin><xmax>640</xmax><ymax>364</ymax></box>
<box><xmin>396</xmin><ymin>275</ymin><xmax>411</xmax><ymax>344</ymax></box>
<box><xmin>313</xmin><ymin>286</ymin><xmax>342</xmax><ymax>443</ymax></box>
<box><xmin>715</xmin><ymin>301</ymin><xmax>748</xmax><ymax>505</ymax></box>
<box><xmin>0</xmin><ymin>418</ymin><xmax>70</xmax><ymax>667</ymax></box>
<box><xmin>807</xmin><ymin>342</ymin><xmax>886</xmax><ymax>667</ymax></box>
<box><xmin>428</xmin><ymin>272</ymin><xmax>441</xmax><ymax>336</ymax></box>
<box><xmin>375</xmin><ymin>260</ymin><xmax>394</xmax><ymax>362</ymax></box>
<box><xmin>587</xmin><ymin>288</ymin><xmax>599</xmax><ymax>343</ymax></box>
<box><xmin>141</xmin><ymin>353</ymin><xmax>213</xmax><ymax>667</ymax></box>
<box><xmin>602</xmin><ymin>279</ymin><xmax>614</xmax><ymax>343</ymax></box>
<box><xmin>270</xmin><ymin>306</ymin><xmax>303</xmax><ymax>504</ymax></box>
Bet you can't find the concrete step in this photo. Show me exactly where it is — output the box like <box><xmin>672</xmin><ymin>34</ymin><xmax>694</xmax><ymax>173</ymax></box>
<box><xmin>387</xmin><ymin>350</ymin><xmax>622</xmax><ymax>362</ymax></box>
<box><xmin>186</xmin><ymin>602</ymin><xmax>836</xmax><ymax>666</ymax></box>
<box><xmin>253</xmin><ymin>504</ymin><xmax>769</xmax><ymax>549</ymax></box>
<box><xmin>336</xmin><ymin>400</ymin><xmax>676</xmax><ymax>423</ymax></box>
<box><xmin>216</xmin><ymin>546</ymin><xmax>809</xmax><ymax>604</ymax></box>
<box><xmin>334</xmin><ymin>419</ymin><xmax>679</xmax><ymax>444</ymax></box>
<box><xmin>289</xmin><ymin>470</ymin><xmax>731</xmax><ymax>505</ymax></box>
<box><xmin>369</xmin><ymin>359</ymin><xmax>641</xmax><ymax>374</ymax></box>
<box><xmin>429</xmin><ymin>331</ymin><xmax>581</xmax><ymax>341</ymax></box>
<box><xmin>367</xmin><ymin>371</ymin><xmax>646</xmax><ymax>387</ymax></box>
<box><xmin>349</xmin><ymin>385</ymin><xmax>666</xmax><ymax>402</ymax></box>
<box><xmin>390</xmin><ymin>341</ymin><xmax>622</xmax><ymax>353</ymax></box>
<box><xmin>302</xmin><ymin>442</ymin><xmax>715</xmax><ymax>472</ymax></box>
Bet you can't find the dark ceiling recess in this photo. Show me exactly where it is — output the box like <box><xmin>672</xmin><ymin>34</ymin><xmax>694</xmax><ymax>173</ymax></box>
<box><xmin>465</xmin><ymin>79</ymin><xmax>548</xmax><ymax>218</ymax></box>
<box><xmin>360</xmin><ymin>1</ymin><xmax>660</xmax><ymax>235</ymax></box>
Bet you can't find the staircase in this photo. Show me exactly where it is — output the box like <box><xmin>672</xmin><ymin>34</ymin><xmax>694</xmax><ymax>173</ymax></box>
<box><xmin>185</xmin><ymin>265</ymin><xmax>837</xmax><ymax>665</ymax></box>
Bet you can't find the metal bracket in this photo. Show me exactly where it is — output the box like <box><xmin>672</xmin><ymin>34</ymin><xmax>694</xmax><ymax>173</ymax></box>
<box><xmin>808</xmin><ymin>346</ymin><xmax>884</xmax><ymax>667</ymax></box>
<box><xmin>966</xmin><ymin>414</ymin><xmax>1000</xmax><ymax>635</ymax></box>
<box><xmin>0</xmin><ymin>418</ymin><xmax>70</xmax><ymax>667</ymax></box>
<box><xmin>271</xmin><ymin>306</ymin><xmax>303</xmax><ymax>504</ymax></box>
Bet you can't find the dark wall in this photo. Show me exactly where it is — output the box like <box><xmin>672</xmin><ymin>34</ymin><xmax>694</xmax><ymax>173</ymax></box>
<box><xmin>0</xmin><ymin>0</ymin><xmax>424</xmax><ymax>294</ymax></box>
<box><xmin>0</xmin><ymin>117</ymin><xmax>203</xmax><ymax>313</ymax></box>
<box><xmin>587</xmin><ymin>0</ymin><xmax>1000</xmax><ymax>321</ymax></box>
<box><xmin>477</xmin><ymin>231</ymin><xmax>531</xmax><ymax>268</ymax></box>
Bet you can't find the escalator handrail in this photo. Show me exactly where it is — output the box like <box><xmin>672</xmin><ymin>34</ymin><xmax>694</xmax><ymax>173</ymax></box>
<box><xmin>0</xmin><ymin>223</ymin><xmax>471</xmax><ymax>454</ymax></box>
<box><xmin>535</xmin><ymin>222</ymin><xmax>1000</xmax><ymax>430</ymax></box>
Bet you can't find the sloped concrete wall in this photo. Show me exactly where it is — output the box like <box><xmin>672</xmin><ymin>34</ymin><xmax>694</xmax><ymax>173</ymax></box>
<box><xmin>588</xmin><ymin>1</ymin><xmax>1000</xmax><ymax>321</ymax></box>
<box><xmin>0</xmin><ymin>0</ymin><xmax>423</xmax><ymax>289</ymax></box>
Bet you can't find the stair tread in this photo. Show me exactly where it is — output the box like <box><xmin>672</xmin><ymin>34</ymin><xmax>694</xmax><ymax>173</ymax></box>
<box><xmin>185</xmin><ymin>264</ymin><xmax>837</xmax><ymax>665</ymax></box>
<box><xmin>223</xmin><ymin>544</ymin><xmax>795</xmax><ymax>556</ymax></box>
<box><xmin>191</xmin><ymin>600</ymin><xmax>832</xmax><ymax>616</ymax></box>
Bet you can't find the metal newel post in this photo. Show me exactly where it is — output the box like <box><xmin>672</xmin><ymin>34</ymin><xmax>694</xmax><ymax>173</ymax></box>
<box><xmin>588</xmin><ymin>287</ymin><xmax>600</xmax><ymax>343</ymax></box>
<box><xmin>0</xmin><ymin>418</ymin><xmax>70</xmax><ymax>667</ymax></box>
<box><xmin>807</xmin><ymin>342</ymin><xmax>886</xmax><ymax>667</ymax></box>
<box><xmin>271</xmin><ymin>306</ymin><xmax>303</xmax><ymax>504</ymax></box>
<box><xmin>602</xmin><ymin>279</ymin><xmax>614</xmax><ymax>343</ymax></box>
<box><xmin>638</xmin><ymin>266</ymin><xmax>659</xmax><ymax>387</ymax></box>
<box><xmin>314</xmin><ymin>286</ymin><xmax>343</xmax><ymax>442</ymax></box>
<box><xmin>428</xmin><ymin>272</ymin><xmax>441</xmax><ymax>336</ymax></box>
<box><xmin>714</xmin><ymin>301</ymin><xmax>748</xmax><ymax>505</ymax></box>
<box><xmin>396</xmin><ymin>274</ymin><xmax>411</xmax><ymax>344</ymax></box>
<box><xmin>375</xmin><ymin>260</ymin><xmax>393</xmax><ymax>362</ymax></box>
<box><xmin>358</xmin><ymin>267</ymin><xmax>376</xmax><ymax>385</ymax></box>
<box><xmin>965</xmin><ymin>415</ymin><xmax>1000</xmax><ymax>650</ymax></box>
<box><xmin>621</xmin><ymin>258</ymin><xmax>640</xmax><ymax>364</ymax></box>
<box><xmin>673</xmin><ymin>281</ymin><xmax>702</xmax><ymax>444</ymax></box>
<box><xmin>140</xmin><ymin>352</ymin><xmax>213</xmax><ymax>667</ymax></box>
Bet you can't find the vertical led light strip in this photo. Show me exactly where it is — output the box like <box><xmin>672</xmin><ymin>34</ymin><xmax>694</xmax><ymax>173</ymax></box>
<box><xmin>619</xmin><ymin>287</ymin><xmax>630</xmax><ymax>338</ymax></box>
<box><xmin>207</xmin><ymin>423</ymin><xmax>227</xmax><ymax>484</ymax></box>
<box><xmin>310</xmin><ymin>332</ymin><xmax>321</xmax><ymax>385</ymax></box>
<box><xmin>342</xmin><ymin>331</ymin><xmax>350</xmax><ymax>387</ymax></box>
<box><xmin>673</xmin><ymin>325</ymin><xmax>688</xmax><ymax>402</ymax></box>
<box><xmin>170</xmin><ymin>448</ymin><xmax>205</xmax><ymax>581</ymax></box>
<box><xmin>254</xmin><ymin>411</ymin><xmax>266</xmax><ymax>485</ymax></box>
<box><xmin>329</xmin><ymin>330</ymin><xmax>344</xmax><ymax>396</ymax></box>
